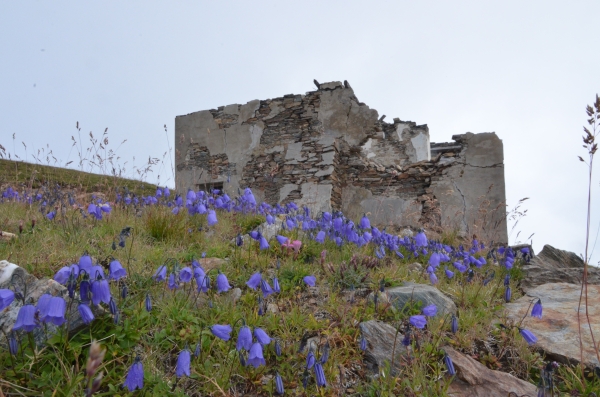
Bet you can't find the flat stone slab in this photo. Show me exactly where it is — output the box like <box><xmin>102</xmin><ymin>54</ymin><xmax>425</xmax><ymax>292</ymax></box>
<box><xmin>359</xmin><ymin>320</ymin><xmax>407</xmax><ymax>374</ymax></box>
<box><xmin>504</xmin><ymin>282</ymin><xmax>600</xmax><ymax>366</ymax></box>
<box><xmin>446</xmin><ymin>347</ymin><xmax>537</xmax><ymax>397</ymax></box>
<box><xmin>373</xmin><ymin>282</ymin><xmax>457</xmax><ymax>315</ymax></box>
<box><xmin>521</xmin><ymin>245</ymin><xmax>600</xmax><ymax>292</ymax></box>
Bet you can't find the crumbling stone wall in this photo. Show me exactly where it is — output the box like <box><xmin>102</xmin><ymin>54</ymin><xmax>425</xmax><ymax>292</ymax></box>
<box><xmin>175</xmin><ymin>80</ymin><xmax>507</xmax><ymax>243</ymax></box>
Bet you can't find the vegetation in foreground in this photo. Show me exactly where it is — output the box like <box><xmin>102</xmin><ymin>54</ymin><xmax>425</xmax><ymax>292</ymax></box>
<box><xmin>0</xmin><ymin>177</ymin><xmax>597</xmax><ymax>397</ymax></box>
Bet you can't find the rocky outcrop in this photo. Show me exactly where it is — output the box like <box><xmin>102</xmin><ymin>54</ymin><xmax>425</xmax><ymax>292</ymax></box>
<box><xmin>521</xmin><ymin>245</ymin><xmax>600</xmax><ymax>292</ymax></box>
<box><xmin>359</xmin><ymin>320</ymin><xmax>407</xmax><ymax>374</ymax></box>
<box><xmin>445</xmin><ymin>347</ymin><xmax>538</xmax><ymax>397</ymax></box>
<box><xmin>0</xmin><ymin>260</ymin><xmax>93</xmax><ymax>345</ymax></box>
<box><xmin>504</xmin><ymin>282</ymin><xmax>600</xmax><ymax>367</ymax></box>
<box><xmin>373</xmin><ymin>282</ymin><xmax>457</xmax><ymax>315</ymax></box>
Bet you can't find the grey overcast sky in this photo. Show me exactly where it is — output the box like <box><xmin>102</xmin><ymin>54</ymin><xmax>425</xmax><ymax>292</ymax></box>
<box><xmin>1</xmin><ymin>1</ymin><xmax>599</xmax><ymax>261</ymax></box>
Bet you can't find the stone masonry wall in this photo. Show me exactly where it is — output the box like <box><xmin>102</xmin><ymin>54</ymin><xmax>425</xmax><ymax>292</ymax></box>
<box><xmin>175</xmin><ymin>80</ymin><xmax>508</xmax><ymax>243</ymax></box>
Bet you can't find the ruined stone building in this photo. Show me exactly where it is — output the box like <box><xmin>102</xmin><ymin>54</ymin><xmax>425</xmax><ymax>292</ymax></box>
<box><xmin>175</xmin><ymin>80</ymin><xmax>508</xmax><ymax>243</ymax></box>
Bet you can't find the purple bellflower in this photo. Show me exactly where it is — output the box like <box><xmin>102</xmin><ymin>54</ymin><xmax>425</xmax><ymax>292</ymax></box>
<box><xmin>444</xmin><ymin>353</ymin><xmax>456</xmax><ymax>376</ymax></box>
<box><xmin>12</xmin><ymin>304</ymin><xmax>38</xmax><ymax>332</ymax></box>
<box><xmin>519</xmin><ymin>328</ymin><xmax>538</xmax><ymax>345</ymax></box>
<box><xmin>275</xmin><ymin>372</ymin><xmax>284</xmax><ymax>395</ymax></box>
<box><xmin>42</xmin><ymin>296</ymin><xmax>67</xmax><ymax>326</ymax></box>
<box><xmin>303</xmin><ymin>275</ymin><xmax>316</xmax><ymax>287</ymax></box>
<box><xmin>237</xmin><ymin>326</ymin><xmax>253</xmax><ymax>351</ymax></box>
<box><xmin>0</xmin><ymin>289</ymin><xmax>15</xmax><ymax>310</ymax></box>
<box><xmin>409</xmin><ymin>315</ymin><xmax>427</xmax><ymax>329</ymax></box>
<box><xmin>91</xmin><ymin>277</ymin><xmax>111</xmax><ymax>306</ymax></box>
<box><xmin>504</xmin><ymin>286</ymin><xmax>512</xmax><ymax>303</ymax></box>
<box><xmin>78</xmin><ymin>303</ymin><xmax>95</xmax><ymax>324</ymax></box>
<box><xmin>247</xmin><ymin>342</ymin><xmax>266</xmax><ymax>368</ymax></box>
<box><xmin>108</xmin><ymin>260</ymin><xmax>127</xmax><ymax>280</ymax></box>
<box><xmin>153</xmin><ymin>265</ymin><xmax>167</xmax><ymax>282</ymax></box>
<box><xmin>306</xmin><ymin>352</ymin><xmax>316</xmax><ymax>369</ymax></box>
<box><xmin>246</xmin><ymin>272</ymin><xmax>262</xmax><ymax>290</ymax></box>
<box><xmin>216</xmin><ymin>272</ymin><xmax>231</xmax><ymax>293</ymax></box>
<box><xmin>422</xmin><ymin>304</ymin><xmax>437</xmax><ymax>317</ymax></box>
<box><xmin>314</xmin><ymin>362</ymin><xmax>327</xmax><ymax>387</ymax></box>
<box><xmin>179</xmin><ymin>267</ymin><xmax>193</xmax><ymax>283</ymax></box>
<box><xmin>531</xmin><ymin>299</ymin><xmax>543</xmax><ymax>319</ymax></box>
<box><xmin>176</xmin><ymin>349</ymin><xmax>191</xmax><ymax>377</ymax></box>
<box><xmin>207</xmin><ymin>210</ymin><xmax>218</xmax><ymax>226</ymax></box>
<box><xmin>211</xmin><ymin>324</ymin><xmax>232</xmax><ymax>341</ymax></box>
<box><xmin>415</xmin><ymin>231</ymin><xmax>428</xmax><ymax>247</ymax></box>
<box><xmin>124</xmin><ymin>357</ymin><xmax>144</xmax><ymax>391</ymax></box>
<box><xmin>260</xmin><ymin>279</ymin><xmax>274</xmax><ymax>297</ymax></box>
<box><xmin>451</xmin><ymin>315</ymin><xmax>459</xmax><ymax>334</ymax></box>
<box><xmin>254</xmin><ymin>328</ymin><xmax>271</xmax><ymax>345</ymax></box>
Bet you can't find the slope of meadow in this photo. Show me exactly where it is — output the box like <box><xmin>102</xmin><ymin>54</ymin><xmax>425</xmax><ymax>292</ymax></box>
<box><xmin>0</xmin><ymin>161</ymin><xmax>596</xmax><ymax>396</ymax></box>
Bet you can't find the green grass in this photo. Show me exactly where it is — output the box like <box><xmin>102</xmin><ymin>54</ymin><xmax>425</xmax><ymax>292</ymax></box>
<box><xmin>0</xmin><ymin>159</ymin><xmax>157</xmax><ymax>195</ymax></box>
<box><xmin>0</xmin><ymin>178</ymin><xmax>596</xmax><ymax>396</ymax></box>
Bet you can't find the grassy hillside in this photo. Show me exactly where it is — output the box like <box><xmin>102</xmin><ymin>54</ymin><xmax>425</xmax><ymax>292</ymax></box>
<box><xmin>0</xmin><ymin>159</ymin><xmax>157</xmax><ymax>195</ymax></box>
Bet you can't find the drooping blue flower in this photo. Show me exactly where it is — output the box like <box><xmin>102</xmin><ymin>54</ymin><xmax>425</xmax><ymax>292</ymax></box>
<box><xmin>153</xmin><ymin>265</ymin><xmax>167</xmax><ymax>282</ymax></box>
<box><xmin>504</xmin><ymin>286</ymin><xmax>512</xmax><ymax>303</ymax></box>
<box><xmin>274</xmin><ymin>339</ymin><xmax>282</xmax><ymax>356</ymax></box>
<box><xmin>451</xmin><ymin>315</ymin><xmax>459</xmax><ymax>334</ymax></box>
<box><xmin>275</xmin><ymin>372</ymin><xmax>284</xmax><ymax>395</ymax></box>
<box><xmin>8</xmin><ymin>332</ymin><xmax>18</xmax><ymax>356</ymax></box>
<box><xmin>124</xmin><ymin>357</ymin><xmax>144</xmax><ymax>391</ymax></box>
<box><xmin>360</xmin><ymin>335</ymin><xmax>367</xmax><ymax>351</ymax></box>
<box><xmin>260</xmin><ymin>279</ymin><xmax>274</xmax><ymax>297</ymax></box>
<box><xmin>237</xmin><ymin>326</ymin><xmax>253</xmax><ymax>351</ymax></box>
<box><xmin>359</xmin><ymin>214</ymin><xmax>371</xmax><ymax>229</ymax></box>
<box><xmin>0</xmin><ymin>289</ymin><xmax>15</xmax><ymax>310</ymax></box>
<box><xmin>429</xmin><ymin>272</ymin><xmax>438</xmax><ymax>285</ymax></box>
<box><xmin>12</xmin><ymin>304</ymin><xmax>38</xmax><ymax>332</ymax></box>
<box><xmin>254</xmin><ymin>328</ymin><xmax>271</xmax><ymax>345</ymax></box>
<box><xmin>145</xmin><ymin>294</ymin><xmax>152</xmax><ymax>312</ymax></box>
<box><xmin>54</xmin><ymin>267</ymin><xmax>70</xmax><ymax>284</ymax></box>
<box><xmin>194</xmin><ymin>342</ymin><xmax>201</xmax><ymax>358</ymax></box>
<box><xmin>211</xmin><ymin>324</ymin><xmax>232</xmax><ymax>341</ymax></box>
<box><xmin>247</xmin><ymin>342</ymin><xmax>266</xmax><ymax>368</ymax></box>
<box><xmin>216</xmin><ymin>272</ymin><xmax>231</xmax><ymax>293</ymax></box>
<box><xmin>259</xmin><ymin>235</ymin><xmax>270</xmax><ymax>250</ymax></box>
<box><xmin>415</xmin><ymin>231</ymin><xmax>427</xmax><ymax>247</ymax></box>
<box><xmin>303</xmin><ymin>275</ymin><xmax>316</xmax><ymax>287</ymax></box>
<box><xmin>168</xmin><ymin>273</ymin><xmax>179</xmax><ymax>290</ymax></box>
<box><xmin>315</xmin><ymin>231</ymin><xmax>326</xmax><ymax>244</ymax></box>
<box><xmin>422</xmin><ymin>304</ymin><xmax>437</xmax><ymax>317</ymax></box>
<box><xmin>78</xmin><ymin>303</ymin><xmax>95</xmax><ymax>324</ymax></box>
<box><xmin>314</xmin><ymin>362</ymin><xmax>327</xmax><ymax>387</ymax></box>
<box><xmin>36</xmin><ymin>293</ymin><xmax>53</xmax><ymax>320</ymax></box>
<box><xmin>444</xmin><ymin>353</ymin><xmax>456</xmax><ymax>376</ymax></box>
<box><xmin>79</xmin><ymin>254</ymin><xmax>93</xmax><ymax>274</ymax></box>
<box><xmin>179</xmin><ymin>267</ymin><xmax>193</xmax><ymax>283</ymax></box>
<box><xmin>445</xmin><ymin>267</ymin><xmax>454</xmax><ymax>279</ymax></box>
<box><xmin>519</xmin><ymin>328</ymin><xmax>538</xmax><ymax>345</ymax></box>
<box><xmin>276</xmin><ymin>235</ymin><xmax>289</xmax><ymax>245</ymax></box>
<box><xmin>246</xmin><ymin>272</ymin><xmax>262</xmax><ymax>290</ymax></box>
<box><xmin>207</xmin><ymin>210</ymin><xmax>218</xmax><ymax>226</ymax></box>
<box><xmin>306</xmin><ymin>352</ymin><xmax>316</xmax><ymax>369</ymax></box>
<box><xmin>80</xmin><ymin>279</ymin><xmax>91</xmax><ymax>304</ymax></box>
<box><xmin>40</xmin><ymin>296</ymin><xmax>67</xmax><ymax>326</ymax></box>
<box><xmin>409</xmin><ymin>315</ymin><xmax>427</xmax><ymax>329</ymax></box>
<box><xmin>91</xmin><ymin>277</ymin><xmax>111</xmax><ymax>306</ymax></box>
<box><xmin>176</xmin><ymin>349</ymin><xmax>191</xmax><ymax>377</ymax></box>
<box><xmin>108</xmin><ymin>259</ymin><xmax>127</xmax><ymax>280</ymax></box>
<box><xmin>531</xmin><ymin>299</ymin><xmax>543</xmax><ymax>319</ymax></box>
<box><xmin>273</xmin><ymin>277</ymin><xmax>281</xmax><ymax>293</ymax></box>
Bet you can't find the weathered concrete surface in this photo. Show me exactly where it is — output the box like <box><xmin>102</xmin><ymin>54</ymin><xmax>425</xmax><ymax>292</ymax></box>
<box><xmin>431</xmin><ymin>133</ymin><xmax>507</xmax><ymax>243</ymax></box>
<box><xmin>359</xmin><ymin>320</ymin><xmax>407</xmax><ymax>374</ymax></box>
<box><xmin>372</xmin><ymin>282</ymin><xmax>457</xmax><ymax>315</ymax></box>
<box><xmin>445</xmin><ymin>347</ymin><xmax>538</xmax><ymax>397</ymax></box>
<box><xmin>175</xmin><ymin>81</ymin><xmax>507</xmax><ymax>241</ymax></box>
<box><xmin>521</xmin><ymin>245</ymin><xmax>600</xmax><ymax>292</ymax></box>
<box><xmin>504</xmin><ymin>282</ymin><xmax>600</xmax><ymax>366</ymax></box>
<box><xmin>341</xmin><ymin>185</ymin><xmax>422</xmax><ymax>227</ymax></box>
